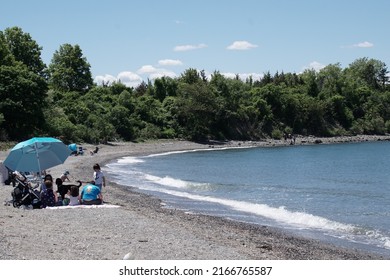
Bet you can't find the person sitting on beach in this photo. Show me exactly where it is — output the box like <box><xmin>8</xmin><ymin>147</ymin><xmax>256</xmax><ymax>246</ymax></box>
<box><xmin>60</xmin><ymin>171</ymin><xmax>70</xmax><ymax>182</ymax></box>
<box><xmin>67</xmin><ymin>185</ymin><xmax>80</xmax><ymax>206</ymax></box>
<box><xmin>90</xmin><ymin>146</ymin><xmax>99</xmax><ymax>155</ymax></box>
<box><xmin>56</xmin><ymin>179</ymin><xmax>83</xmax><ymax>205</ymax></box>
<box><xmin>40</xmin><ymin>180</ymin><xmax>58</xmax><ymax>208</ymax></box>
<box><xmin>80</xmin><ymin>181</ymin><xmax>103</xmax><ymax>205</ymax></box>
<box><xmin>41</xmin><ymin>174</ymin><xmax>53</xmax><ymax>192</ymax></box>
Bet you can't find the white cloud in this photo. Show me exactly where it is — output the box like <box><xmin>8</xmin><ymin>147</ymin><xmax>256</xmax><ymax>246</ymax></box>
<box><xmin>220</xmin><ymin>72</ymin><xmax>236</xmax><ymax>79</ymax></box>
<box><xmin>95</xmin><ymin>65</ymin><xmax>179</xmax><ymax>88</ymax></box>
<box><xmin>174</xmin><ymin>43</ymin><xmax>207</xmax><ymax>51</ymax></box>
<box><xmin>238</xmin><ymin>73</ymin><xmax>263</xmax><ymax>82</ymax></box>
<box><xmin>220</xmin><ymin>72</ymin><xmax>263</xmax><ymax>81</ymax></box>
<box><xmin>205</xmin><ymin>71</ymin><xmax>262</xmax><ymax>82</ymax></box>
<box><xmin>341</xmin><ymin>41</ymin><xmax>374</xmax><ymax>48</ymax></box>
<box><xmin>138</xmin><ymin>64</ymin><xmax>178</xmax><ymax>80</ymax></box>
<box><xmin>353</xmin><ymin>41</ymin><xmax>374</xmax><ymax>48</ymax></box>
<box><xmin>94</xmin><ymin>74</ymin><xmax>117</xmax><ymax>85</ymax></box>
<box><xmin>95</xmin><ymin>69</ymin><xmax>261</xmax><ymax>88</ymax></box>
<box><xmin>95</xmin><ymin>72</ymin><xmax>142</xmax><ymax>88</ymax></box>
<box><xmin>137</xmin><ymin>65</ymin><xmax>157</xmax><ymax>74</ymax></box>
<box><xmin>117</xmin><ymin>71</ymin><xmax>143</xmax><ymax>87</ymax></box>
<box><xmin>149</xmin><ymin>70</ymin><xmax>177</xmax><ymax>80</ymax></box>
<box><xmin>303</xmin><ymin>61</ymin><xmax>326</xmax><ymax>72</ymax></box>
<box><xmin>158</xmin><ymin>59</ymin><xmax>183</xmax><ymax>66</ymax></box>
<box><xmin>227</xmin><ymin>41</ymin><xmax>258</xmax><ymax>50</ymax></box>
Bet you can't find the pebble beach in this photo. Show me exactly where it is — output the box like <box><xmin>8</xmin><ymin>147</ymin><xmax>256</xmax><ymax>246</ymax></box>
<box><xmin>1</xmin><ymin>136</ymin><xmax>389</xmax><ymax>260</ymax></box>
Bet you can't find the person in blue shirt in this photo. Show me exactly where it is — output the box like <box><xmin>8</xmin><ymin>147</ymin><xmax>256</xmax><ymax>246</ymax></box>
<box><xmin>80</xmin><ymin>181</ymin><xmax>103</xmax><ymax>205</ymax></box>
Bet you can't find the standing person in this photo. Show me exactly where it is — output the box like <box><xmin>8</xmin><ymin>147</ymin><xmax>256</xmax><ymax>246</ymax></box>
<box><xmin>80</xmin><ymin>181</ymin><xmax>103</xmax><ymax>205</ymax></box>
<box><xmin>93</xmin><ymin>163</ymin><xmax>106</xmax><ymax>190</ymax></box>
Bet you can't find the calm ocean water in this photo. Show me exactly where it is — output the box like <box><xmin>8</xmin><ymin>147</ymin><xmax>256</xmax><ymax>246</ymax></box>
<box><xmin>105</xmin><ymin>141</ymin><xmax>390</xmax><ymax>257</ymax></box>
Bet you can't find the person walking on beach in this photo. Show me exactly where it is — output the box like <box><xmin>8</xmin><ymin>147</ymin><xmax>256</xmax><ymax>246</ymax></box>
<box><xmin>93</xmin><ymin>163</ymin><xmax>106</xmax><ymax>190</ymax></box>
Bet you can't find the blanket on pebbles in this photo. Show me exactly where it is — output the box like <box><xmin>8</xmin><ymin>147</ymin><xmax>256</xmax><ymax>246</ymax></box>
<box><xmin>43</xmin><ymin>204</ymin><xmax>120</xmax><ymax>210</ymax></box>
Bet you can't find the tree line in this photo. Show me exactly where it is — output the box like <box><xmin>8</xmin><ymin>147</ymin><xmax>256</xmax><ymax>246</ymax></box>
<box><xmin>1</xmin><ymin>26</ymin><xmax>390</xmax><ymax>144</ymax></box>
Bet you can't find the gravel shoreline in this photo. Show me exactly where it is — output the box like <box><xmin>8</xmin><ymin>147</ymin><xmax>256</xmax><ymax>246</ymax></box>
<box><xmin>1</xmin><ymin>136</ymin><xmax>389</xmax><ymax>260</ymax></box>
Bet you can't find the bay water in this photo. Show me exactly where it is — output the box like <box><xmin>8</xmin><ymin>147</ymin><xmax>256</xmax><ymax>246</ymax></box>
<box><xmin>105</xmin><ymin>141</ymin><xmax>390</xmax><ymax>257</ymax></box>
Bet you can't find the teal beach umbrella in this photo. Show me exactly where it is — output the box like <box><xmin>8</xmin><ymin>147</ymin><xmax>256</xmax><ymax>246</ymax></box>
<box><xmin>3</xmin><ymin>137</ymin><xmax>70</xmax><ymax>173</ymax></box>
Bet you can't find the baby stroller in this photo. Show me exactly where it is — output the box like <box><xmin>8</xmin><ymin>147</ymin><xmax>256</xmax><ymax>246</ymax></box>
<box><xmin>11</xmin><ymin>171</ymin><xmax>41</xmax><ymax>209</ymax></box>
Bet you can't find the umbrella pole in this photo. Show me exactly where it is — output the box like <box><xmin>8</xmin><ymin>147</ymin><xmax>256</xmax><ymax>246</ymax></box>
<box><xmin>34</xmin><ymin>142</ymin><xmax>43</xmax><ymax>182</ymax></box>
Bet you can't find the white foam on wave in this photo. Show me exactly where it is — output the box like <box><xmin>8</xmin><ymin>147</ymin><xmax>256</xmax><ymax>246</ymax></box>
<box><xmin>144</xmin><ymin>149</ymin><xmax>215</xmax><ymax>159</ymax></box>
<box><xmin>116</xmin><ymin>157</ymin><xmax>145</xmax><ymax>164</ymax></box>
<box><xmin>137</xmin><ymin>175</ymin><xmax>354</xmax><ymax>233</ymax></box>
<box><xmin>173</xmin><ymin>190</ymin><xmax>353</xmax><ymax>232</ymax></box>
<box><xmin>106</xmin><ymin>167</ymin><xmax>390</xmax><ymax>250</ymax></box>
<box><xmin>133</xmin><ymin>172</ymin><xmax>353</xmax><ymax>232</ymax></box>
<box><xmin>364</xmin><ymin>229</ymin><xmax>390</xmax><ymax>249</ymax></box>
<box><xmin>105</xmin><ymin>157</ymin><xmax>144</xmax><ymax>173</ymax></box>
<box><xmin>144</xmin><ymin>174</ymin><xmax>205</xmax><ymax>189</ymax></box>
<box><xmin>144</xmin><ymin>145</ymin><xmax>252</xmax><ymax>158</ymax></box>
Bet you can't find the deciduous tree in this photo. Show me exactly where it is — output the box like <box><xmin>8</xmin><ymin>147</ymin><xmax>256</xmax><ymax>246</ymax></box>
<box><xmin>48</xmin><ymin>44</ymin><xmax>93</xmax><ymax>92</ymax></box>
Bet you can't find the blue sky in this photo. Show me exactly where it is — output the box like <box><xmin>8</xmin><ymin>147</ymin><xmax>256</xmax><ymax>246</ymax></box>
<box><xmin>1</xmin><ymin>0</ymin><xmax>389</xmax><ymax>87</ymax></box>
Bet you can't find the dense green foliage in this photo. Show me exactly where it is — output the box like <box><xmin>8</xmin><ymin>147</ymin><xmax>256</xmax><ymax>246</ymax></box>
<box><xmin>48</xmin><ymin>43</ymin><xmax>93</xmax><ymax>92</ymax></box>
<box><xmin>1</xmin><ymin>27</ymin><xmax>389</xmax><ymax>143</ymax></box>
<box><xmin>0</xmin><ymin>27</ymin><xmax>47</xmax><ymax>139</ymax></box>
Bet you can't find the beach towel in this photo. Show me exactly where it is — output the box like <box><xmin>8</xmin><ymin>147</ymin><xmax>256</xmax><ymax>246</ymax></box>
<box><xmin>43</xmin><ymin>204</ymin><xmax>120</xmax><ymax>210</ymax></box>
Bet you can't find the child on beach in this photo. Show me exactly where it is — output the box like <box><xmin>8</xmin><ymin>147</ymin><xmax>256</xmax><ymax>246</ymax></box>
<box><xmin>93</xmin><ymin>163</ymin><xmax>106</xmax><ymax>190</ymax></box>
<box><xmin>60</xmin><ymin>171</ymin><xmax>70</xmax><ymax>182</ymax></box>
<box><xmin>67</xmin><ymin>185</ymin><xmax>80</xmax><ymax>206</ymax></box>
<box><xmin>41</xmin><ymin>174</ymin><xmax>53</xmax><ymax>192</ymax></box>
<box><xmin>40</xmin><ymin>180</ymin><xmax>58</xmax><ymax>208</ymax></box>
